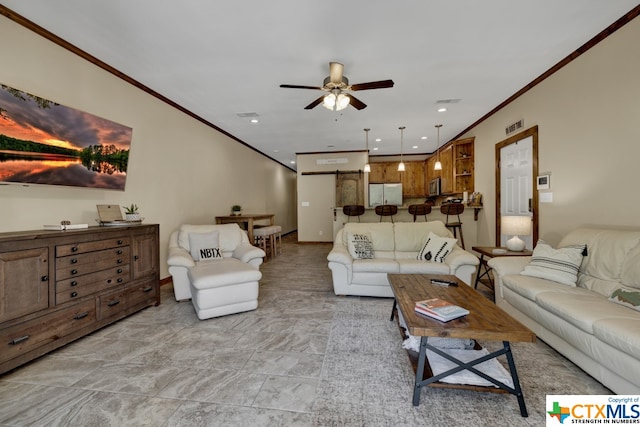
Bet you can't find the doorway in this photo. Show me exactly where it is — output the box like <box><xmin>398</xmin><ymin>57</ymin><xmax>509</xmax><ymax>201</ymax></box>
<box><xmin>495</xmin><ymin>126</ymin><xmax>539</xmax><ymax>247</ymax></box>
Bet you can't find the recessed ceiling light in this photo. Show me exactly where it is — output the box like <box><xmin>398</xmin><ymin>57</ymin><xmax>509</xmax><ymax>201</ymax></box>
<box><xmin>273</xmin><ymin>149</ymin><xmax>279</xmax><ymax>153</ymax></box>
<box><xmin>412</xmin><ymin>145</ymin><xmax>418</xmax><ymax>149</ymax></box>
<box><xmin>438</xmin><ymin>107</ymin><xmax>447</xmax><ymax>112</ymax></box>
<box><xmin>290</xmin><ymin>160</ymin><xmax>296</xmax><ymax>164</ymax></box>
<box><xmin>373</xmin><ymin>147</ymin><xmax>379</xmax><ymax>151</ymax></box>
<box><xmin>375</xmin><ymin>138</ymin><xmax>382</xmax><ymax>142</ymax></box>
<box><xmin>421</xmin><ymin>136</ymin><xmax>428</xmax><ymax>140</ymax></box>
<box><xmin>250</xmin><ymin>119</ymin><xmax>259</xmax><ymax>123</ymax></box>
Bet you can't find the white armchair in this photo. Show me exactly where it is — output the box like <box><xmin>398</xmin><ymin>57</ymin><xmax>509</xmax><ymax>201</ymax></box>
<box><xmin>167</xmin><ymin>223</ymin><xmax>265</xmax><ymax>319</ymax></box>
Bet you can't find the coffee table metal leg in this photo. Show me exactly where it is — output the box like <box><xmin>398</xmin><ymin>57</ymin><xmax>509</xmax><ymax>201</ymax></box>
<box><xmin>390</xmin><ymin>299</ymin><xmax>397</xmax><ymax>321</ymax></box>
<box><xmin>474</xmin><ymin>254</ymin><xmax>485</xmax><ymax>289</ymax></box>
<box><xmin>413</xmin><ymin>336</ymin><xmax>428</xmax><ymax>406</ymax></box>
<box><xmin>503</xmin><ymin>341</ymin><xmax>528</xmax><ymax>417</ymax></box>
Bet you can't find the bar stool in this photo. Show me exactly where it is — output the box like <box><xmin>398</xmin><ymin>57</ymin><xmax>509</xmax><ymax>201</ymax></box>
<box><xmin>343</xmin><ymin>205</ymin><xmax>365</xmax><ymax>222</ymax></box>
<box><xmin>375</xmin><ymin>204</ymin><xmax>398</xmax><ymax>223</ymax></box>
<box><xmin>440</xmin><ymin>203</ymin><xmax>465</xmax><ymax>249</ymax></box>
<box><xmin>408</xmin><ymin>204</ymin><xmax>431</xmax><ymax>222</ymax></box>
<box><xmin>253</xmin><ymin>225</ymin><xmax>279</xmax><ymax>259</ymax></box>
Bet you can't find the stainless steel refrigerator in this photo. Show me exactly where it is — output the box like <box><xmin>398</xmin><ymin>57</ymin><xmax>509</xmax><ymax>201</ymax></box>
<box><xmin>369</xmin><ymin>183</ymin><xmax>403</xmax><ymax>207</ymax></box>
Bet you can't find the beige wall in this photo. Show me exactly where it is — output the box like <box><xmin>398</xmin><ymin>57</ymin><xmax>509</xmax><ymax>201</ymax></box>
<box><xmin>462</xmin><ymin>15</ymin><xmax>640</xmax><ymax>247</ymax></box>
<box><xmin>0</xmin><ymin>16</ymin><xmax>297</xmax><ymax>279</ymax></box>
<box><xmin>297</xmin><ymin>151</ymin><xmax>368</xmax><ymax>241</ymax></box>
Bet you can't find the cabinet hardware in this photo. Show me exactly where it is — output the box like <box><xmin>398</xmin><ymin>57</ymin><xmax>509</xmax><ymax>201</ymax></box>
<box><xmin>71</xmin><ymin>281</ymin><xmax>78</xmax><ymax>287</ymax></box>
<box><xmin>9</xmin><ymin>335</ymin><xmax>30</xmax><ymax>345</ymax></box>
<box><xmin>41</xmin><ymin>275</ymin><xmax>48</xmax><ymax>281</ymax></box>
<box><xmin>71</xmin><ymin>246</ymin><xmax>78</xmax><ymax>252</ymax></box>
<box><xmin>107</xmin><ymin>300</ymin><xmax>120</xmax><ymax>307</ymax></box>
<box><xmin>117</xmin><ymin>240</ymin><xmax>123</xmax><ymax>245</ymax></box>
<box><xmin>143</xmin><ymin>286</ymin><xmax>153</xmax><ymax>293</ymax></box>
<box><xmin>117</xmin><ymin>259</ymin><xmax>123</xmax><ymax>264</ymax></box>
<box><xmin>71</xmin><ymin>269</ymin><xmax>78</xmax><ymax>275</ymax></box>
<box><xmin>73</xmin><ymin>312</ymin><xmax>89</xmax><ymax>320</ymax></box>
<box><xmin>71</xmin><ymin>258</ymin><xmax>78</xmax><ymax>264</ymax></box>
<box><xmin>117</xmin><ymin>278</ymin><xmax>123</xmax><ymax>283</ymax></box>
<box><xmin>117</xmin><ymin>250</ymin><xmax>123</xmax><ymax>255</ymax></box>
<box><xmin>117</xmin><ymin>269</ymin><xmax>123</xmax><ymax>274</ymax></box>
<box><xmin>70</xmin><ymin>291</ymin><xmax>78</xmax><ymax>298</ymax></box>
<box><xmin>134</xmin><ymin>255</ymin><xmax>140</xmax><ymax>260</ymax></box>
<box><xmin>107</xmin><ymin>279</ymin><xmax>112</xmax><ymax>284</ymax></box>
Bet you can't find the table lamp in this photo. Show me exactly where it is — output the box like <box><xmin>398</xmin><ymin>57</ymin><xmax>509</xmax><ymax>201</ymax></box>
<box><xmin>501</xmin><ymin>216</ymin><xmax>531</xmax><ymax>252</ymax></box>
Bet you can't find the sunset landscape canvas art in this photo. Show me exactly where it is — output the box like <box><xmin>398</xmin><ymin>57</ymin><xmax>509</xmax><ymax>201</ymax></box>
<box><xmin>0</xmin><ymin>83</ymin><xmax>133</xmax><ymax>190</ymax></box>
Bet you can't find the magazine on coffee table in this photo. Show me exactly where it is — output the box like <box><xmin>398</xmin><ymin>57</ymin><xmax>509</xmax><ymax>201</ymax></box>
<box><xmin>415</xmin><ymin>298</ymin><xmax>469</xmax><ymax>322</ymax></box>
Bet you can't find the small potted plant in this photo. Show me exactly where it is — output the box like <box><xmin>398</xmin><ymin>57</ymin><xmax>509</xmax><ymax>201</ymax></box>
<box><xmin>123</xmin><ymin>203</ymin><xmax>141</xmax><ymax>221</ymax></box>
<box><xmin>231</xmin><ymin>205</ymin><xmax>242</xmax><ymax>216</ymax></box>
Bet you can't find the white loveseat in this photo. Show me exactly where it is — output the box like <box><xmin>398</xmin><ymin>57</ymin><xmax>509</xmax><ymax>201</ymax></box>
<box><xmin>489</xmin><ymin>228</ymin><xmax>640</xmax><ymax>394</ymax></box>
<box><xmin>327</xmin><ymin>221</ymin><xmax>479</xmax><ymax>297</ymax></box>
<box><xmin>167</xmin><ymin>224</ymin><xmax>265</xmax><ymax>319</ymax></box>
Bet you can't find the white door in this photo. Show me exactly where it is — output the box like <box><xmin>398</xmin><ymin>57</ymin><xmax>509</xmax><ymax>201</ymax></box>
<box><xmin>500</xmin><ymin>136</ymin><xmax>533</xmax><ymax>249</ymax></box>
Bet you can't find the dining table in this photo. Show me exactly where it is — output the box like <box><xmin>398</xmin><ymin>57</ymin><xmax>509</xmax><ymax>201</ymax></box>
<box><xmin>215</xmin><ymin>213</ymin><xmax>275</xmax><ymax>243</ymax></box>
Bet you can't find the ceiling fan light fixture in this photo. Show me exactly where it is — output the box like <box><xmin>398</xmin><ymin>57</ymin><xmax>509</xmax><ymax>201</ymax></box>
<box><xmin>336</xmin><ymin>93</ymin><xmax>350</xmax><ymax>110</ymax></box>
<box><xmin>322</xmin><ymin>93</ymin><xmax>336</xmax><ymax>110</ymax></box>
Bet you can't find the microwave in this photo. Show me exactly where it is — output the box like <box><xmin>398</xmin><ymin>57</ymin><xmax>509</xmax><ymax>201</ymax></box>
<box><xmin>428</xmin><ymin>177</ymin><xmax>441</xmax><ymax>197</ymax></box>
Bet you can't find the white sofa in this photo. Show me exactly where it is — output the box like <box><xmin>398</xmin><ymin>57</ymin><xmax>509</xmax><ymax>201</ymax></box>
<box><xmin>327</xmin><ymin>221</ymin><xmax>479</xmax><ymax>297</ymax></box>
<box><xmin>167</xmin><ymin>224</ymin><xmax>265</xmax><ymax>319</ymax></box>
<box><xmin>489</xmin><ymin>228</ymin><xmax>640</xmax><ymax>394</ymax></box>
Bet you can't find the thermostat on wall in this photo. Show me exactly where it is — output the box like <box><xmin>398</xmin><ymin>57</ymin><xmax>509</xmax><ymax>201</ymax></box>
<box><xmin>537</xmin><ymin>174</ymin><xmax>550</xmax><ymax>190</ymax></box>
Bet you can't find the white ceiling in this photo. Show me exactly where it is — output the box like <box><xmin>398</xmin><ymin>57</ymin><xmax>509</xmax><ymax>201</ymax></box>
<box><xmin>3</xmin><ymin>1</ymin><xmax>638</xmax><ymax>170</ymax></box>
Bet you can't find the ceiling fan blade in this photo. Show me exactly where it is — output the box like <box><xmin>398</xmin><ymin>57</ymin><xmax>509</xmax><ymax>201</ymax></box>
<box><xmin>304</xmin><ymin>96</ymin><xmax>325</xmax><ymax>110</ymax></box>
<box><xmin>280</xmin><ymin>84</ymin><xmax>323</xmax><ymax>90</ymax></box>
<box><xmin>349</xmin><ymin>79</ymin><xmax>395</xmax><ymax>91</ymax></box>
<box><xmin>348</xmin><ymin>94</ymin><xmax>367</xmax><ymax>110</ymax></box>
<box><xmin>329</xmin><ymin>62</ymin><xmax>344</xmax><ymax>85</ymax></box>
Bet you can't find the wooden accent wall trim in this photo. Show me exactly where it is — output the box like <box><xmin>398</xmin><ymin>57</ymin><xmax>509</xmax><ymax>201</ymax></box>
<box><xmin>160</xmin><ymin>277</ymin><xmax>173</xmax><ymax>286</ymax></box>
<box><xmin>0</xmin><ymin>5</ymin><xmax>295</xmax><ymax>173</ymax></box>
<box><xmin>451</xmin><ymin>5</ymin><xmax>640</xmax><ymax>142</ymax></box>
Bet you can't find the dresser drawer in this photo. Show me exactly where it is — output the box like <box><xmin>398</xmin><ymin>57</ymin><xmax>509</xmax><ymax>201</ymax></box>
<box><xmin>0</xmin><ymin>300</ymin><xmax>96</xmax><ymax>364</ymax></box>
<box><xmin>57</xmin><ymin>246</ymin><xmax>130</xmax><ymax>269</ymax></box>
<box><xmin>56</xmin><ymin>248</ymin><xmax>130</xmax><ymax>281</ymax></box>
<box><xmin>56</xmin><ymin>265</ymin><xmax>130</xmax><ymax>304</ymax></box>
<box><xmin>56</xmin><ymin>237</ymin><xmax>130</xmax><ymax>257</ymax></box>
<box><xmin>98</xmin><ymin>281</ymin><xmax>157</xmax><ymax>320</ymax></box>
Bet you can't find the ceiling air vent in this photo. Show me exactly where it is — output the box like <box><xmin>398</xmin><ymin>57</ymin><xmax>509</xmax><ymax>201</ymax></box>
<box><xmin>505</xmin><ymin>119</ymin><xmax>524</xmax><ymax>135</ymax></box>
<box><xmin>435</xmin><ymin>99</ymin><xmax>461</xmax><ymax>104</ymax></box>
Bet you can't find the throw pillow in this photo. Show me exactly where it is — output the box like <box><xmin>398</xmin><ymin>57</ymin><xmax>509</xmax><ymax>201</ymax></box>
<box><xmin>347</xmin><ymin>232</ymin><xmax>375</xmax><ymax>259</ymax></box>
<box><xmin>609</xmin><ymin>287</ymin><xmax>640</xmax><ymax>312</ymax></box>
<box><xmin>188</xmin><ymin>231</ymin><xmax>223</xmax><ymax>262</ymax></box>
<box><xmin>416</xmin><ymin>232</ymin><xmax>457</xmax><ymax>263</ymax></box>
<box><xmin>520</xmin><ymin>240</ymin><xmax>586</xmax><ymax>286</ymax></box>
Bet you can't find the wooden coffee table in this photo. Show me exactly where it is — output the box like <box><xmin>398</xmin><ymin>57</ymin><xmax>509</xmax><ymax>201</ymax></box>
<box><xmin>388</xmin><ymin>273</ymin><xmax>536</xmax><ymax>417</ymax></box>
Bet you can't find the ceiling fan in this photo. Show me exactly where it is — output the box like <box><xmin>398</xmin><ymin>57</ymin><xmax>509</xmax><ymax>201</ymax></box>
<box><xmin>280</xmin><ymin>62</ymin><xmax>394</xmax><ymax>111</ymax></box>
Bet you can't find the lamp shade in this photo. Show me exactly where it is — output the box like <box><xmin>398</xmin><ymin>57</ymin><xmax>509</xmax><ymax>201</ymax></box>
<box><xmin>501</xmin><ymin>216</ymin><xmax>531</xmax><ymax>251</ymax></box>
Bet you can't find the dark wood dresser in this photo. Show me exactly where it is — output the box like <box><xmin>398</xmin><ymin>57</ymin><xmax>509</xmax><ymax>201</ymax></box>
<box><xmin>0</xmin><ymin>224</ymin><xmax>160</xmax><ymax>374</ymax></box>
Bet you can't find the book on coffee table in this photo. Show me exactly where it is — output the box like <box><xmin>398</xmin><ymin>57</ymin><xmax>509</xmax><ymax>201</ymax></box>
<box><xmin>415</xmin><ymin>298</ymin><xmax>470</xmax><ymax>322</ymax></box>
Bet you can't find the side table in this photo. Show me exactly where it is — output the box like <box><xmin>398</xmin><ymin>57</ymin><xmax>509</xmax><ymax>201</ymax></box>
<box><xmin>472</xmin><ymin>246</ymin><xmax>532</xmax><ymax>295</ymax></box>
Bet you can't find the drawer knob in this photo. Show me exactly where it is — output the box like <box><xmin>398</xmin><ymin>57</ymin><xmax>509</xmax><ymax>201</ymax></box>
<box><xmin>117</xmin><ymin>259</ymin><xmax>123</xmax><ymax>264</ymax></box>
<box><xmin>9</xmin><ymin>335</ymin><xmax>30</xmax><ymax>345</ymax></box>
<box><xmin>41</xmin><ymin>275</ymin><xmax>48</xmax><ymax>282</ymax></box>
<box><xmin>71</xmin><ymin>269</ymin><xmax>78</xmax><ymax>275</ymax></box>
<box><xmin>71</xmin><ymin>258</ymin><xmax>78</xmax><ymax>264</ymax></box>
<box><xmin>74</xmin><ymin>312</ymin><xmax>89</xmax><ymax>320</ymax></box>
<box><xmin>117</xmin><ymin>240</ymin><xmax>123</xmax><ymax>245</ymax></box>
<box><xmin>117</xmin><ymin>268</ymin><xmax>123</xmax><ymax>274</ymax></box>
<box><xmin>70</xmin><ymin>291</ymin><xmax>78</xmax><ymax>298</ymax></box>
<box><xmin>71</xmin><ymin>246</ymin><xmax>78</xmax><ymax>252</ymax></box>
<box><xmin>117</xmin><ymin>278</ymin><xmax>123</xmax><ymax>283</ymax></box>
<box><xmin>71</xmin><ymin>281</ymin><xmax>78</xmax><ymax>287</ymax></box>
<box><xmin>134</xmin><ymin>255</ymin><xmax>140</xmax><ymax>260</ymax></box>
<box><xmin>107</xmin><ymin>299</ymin><xmax>120</xmax><ymax>307</ymax></box>
<box><xmin>117</xmin><ymin>249</ymin><xmax>123</xmax><ymax>255</ymax></box>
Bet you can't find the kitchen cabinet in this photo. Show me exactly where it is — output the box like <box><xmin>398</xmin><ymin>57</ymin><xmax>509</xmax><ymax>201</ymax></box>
<box><xmin>439</xmin><ymin>144</ymin><xmax>454</xmax><ymax>194</ymax></box>
<box><xmin>453</xmin><ymin>137</ymin><xmax>475</xmax><ymax>193</ymax></box>
<box><xmin>368</xmin><ymin>162</ymin><xmax>401</xmax><ymax>183</ymax></box>
<box><xmin>401</xmin><ymin>161</ymin><xmax>426</xmax><ymax>197</ymax></box>
<box><xmin>0</xmin><ymin>224</ymin><xmax>160</xmax><ymax>374</ymax></box>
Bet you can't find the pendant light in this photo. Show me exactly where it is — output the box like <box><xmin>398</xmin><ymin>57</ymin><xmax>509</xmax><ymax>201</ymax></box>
<box><xmin>363</xmin><ymin>128</ymin><xmax>371</xmax><ymax>173</ymax></box>
<box><xmin>434</xmin><ymin>124</ymin><xmax>443</xmax><ymax>171</ymax></box>
<box><xmin>398</xmin><ymin>126</ymin><xmax>406</xmax><ymax>172</ymax></box>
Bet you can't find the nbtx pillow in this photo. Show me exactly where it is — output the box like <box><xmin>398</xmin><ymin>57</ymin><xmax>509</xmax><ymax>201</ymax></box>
<box><xmin>520</xmin><ymin>240</ymin><xmax>585</xmax><ymax>286</ymax></box>
<box><xmin>347</xmin><ymin>232</ymin><xmax>375</xmax><ymax>259</ymax></box>
<box><xmin>417</xmin><ymin>232</ymin><xmax>457</xmax><ymax>263</ymax></box>
<box><xmin>188</xmin><ymin>231</ymin><xmax>223</xmax><ymax>262</ymax></box>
